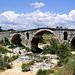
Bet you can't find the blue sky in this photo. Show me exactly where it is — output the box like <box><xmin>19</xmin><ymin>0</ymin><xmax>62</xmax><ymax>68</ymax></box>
<box><xmin>0</xmin><ymin>0</ymin><xmax>75</xmax><ymax>30</ymax></box>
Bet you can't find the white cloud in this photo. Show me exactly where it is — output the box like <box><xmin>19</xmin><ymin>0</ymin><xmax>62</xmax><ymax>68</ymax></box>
<box><xmin>0</xmin><ymin>10</ymin><xmax>75</xmax><ymax>30</ymax></box>
<box><xmin>30</xmin><ymin>2</ymin><xmax>45</xmax><ymax>8</ymax></box>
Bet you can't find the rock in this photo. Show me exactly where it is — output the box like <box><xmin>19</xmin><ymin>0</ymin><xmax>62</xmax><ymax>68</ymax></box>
<box><xmin>14</xmin><ymin>56</ymin><xmax>32</xmax><ymax>62</ymax></box>
<box><xmin>30</xmin><ymin>62</ymin><xmax>54</xmax><ymax>72</ymax></box>
<box><xmin>6</xmin><ymin>53</ymin><xmax>13</xmax><ymax>57</ymax></box>
<box><xmin>50</xmin><ymin>59</ymin><xmax>59</xmax><ymax>64</ymax></box>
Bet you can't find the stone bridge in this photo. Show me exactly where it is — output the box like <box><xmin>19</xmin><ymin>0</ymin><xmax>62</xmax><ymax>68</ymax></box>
<box><xmin>0</xmin><ymin>27</ymin><xmax>75</xmax><ymax>49</ymax></box>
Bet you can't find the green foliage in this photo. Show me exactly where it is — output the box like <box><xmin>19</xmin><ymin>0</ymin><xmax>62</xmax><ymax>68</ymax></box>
<box><xmin>36</xmin><ymin>59</ymin><xmax>43</xmax><ymax>62</ymax></box>
<box><xmin>43</xmin><ymin>38</ymin><xmax>71</xmax><ymax>59</ymax></box>
<box><xmin>44</xmin><ymin>32</ymin><xmax>52</xmax><ymax>35</ymax></box>
<box><xmin>43</xmin><ymin>38</ymin><xmax>58</xmax><ymax>54</ymax></box>
<box><xmin>64</xmin><ymin>57</ymin><xmax>71</xmax><ymax>64</ymax></box>
<box><xmin>57</xmin><ymin>42</ymin><xmax>71</xmax><ymax>59</ymax></box>
<box><xmin>62</xmin><ymin>60</ymin><xmax>75</xmax><ymax>75</ymax></box>
<box><xmin>26</xmin><ymin>54</ymin><xmax>34</xmax><ymax>57</ymax></box>
<box><xmin>11</xmin><ymin>55</ymin><xmax>19</xmax><ymax>61</ymax></box>
<box><xmin>0</xmin><ymin>40</ymin><xmax>3</xmax><ymax>44</ymax></box>
<box><xmin>21</xmin><ymin>61</ymin><xmax>34</xmax><ymax>72</ymax></box>
<box><xmin>36</xmin><ymin>69</ymin><xmax>55</xmax><ymax>75</ymax></box>
<box><xmin>0</xmin><ymin>26</ymin><xmax>3</xmax><ymax>32</ymax></box>
<box><xmin>43</xmin><ymin>45</ymin><xmax>50</xmax><ymax>54</ymax></box>
<box><xmin>57</xmin><ymin>59</ymin><xmax>64</xmax><ymax>66</ymax></box>
<box><xmin>0</xmin><ymin>55</ymin><xmax>12</xmax><ymax>70</ymax></box>
<box><xmin>0</xmin><ymin>46</ymin><xmax>12</xmax><ymax>54</ymax></box>
<box><xmin>7</xmin><ymin>29</ymin><xmax>16</xmax><ymax>31</ymax></box>
<box><xmin>58</xmin><ymin>57</ymin><xmax>72</xmax><ymax>67</ymax></box>
<box><xmin>4</xmin><ymin>37</ymin><xmax>10</xmax><ymax>43</ymax></box>
<box><xmin>42</xmin><ymin>56</ymin><xmax>48</xmax><ymax>60</ymax></box>
<box><xmin>31</xmin><ymin>46</ymin><xmax>37</xmax><ymax>52</ymax></box>
<box><xmin>56</xmin><ymin>26</ymin><xmax>63</xmax><ymax>29</ymax></box>
<box><xmin>8</xmin><ymin>44</ymin><xmax>17</xmax><ymax>49</ymax></box>
<box><xmin>2</xmin><ymin>42</ymin><xmax>10</xmax><ymax>46</ymax></box>
<box><xmin>21</xmin><ymin>46</ymin><xmax>29</xmax><ymax>51</ymax></box>
<box><xmin>55</xmin><ymin>60</ymin><xmax>75</xmax><ymax>75</ymax></box>
<box><xmin>54</xmin><ymin>68</ymin><xmax>64</xmax><ymax>75</ymax></box>
<box><xmin>38</xmin><ymin>37</ymin><xmax>46</xmax><ymax>44</ymax></box>
<box><xmin>0</xmin><ymin>37</ymin><xmax>10</xmax><ymax>46</ymax></box>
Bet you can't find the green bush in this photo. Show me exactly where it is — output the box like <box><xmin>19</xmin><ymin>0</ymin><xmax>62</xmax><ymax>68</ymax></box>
<box><xmin>58</xmin><ymin>59</ymin><xmax>64</xmax><ymax>66</ymax></box>
<box><xmin>43</xmin><ymin>38</ymin><xmax>58</xmax><ymax>54</ymax></box>
<box><xmin>8</xmin><ymin>44</ymin><xmax>17</xmax><ymax>49</ymax></box>
<box><xmin>58</xmin><ymin>57</ymin><xmax>72</xmax><ymax>67</ymax></box>
<box><xmin>21</xmin><ymin>46</ymin><xmax>29</xmax><ymax>51</ymax></box>
<box><xmin>31</xmin><ymin>46</ymin><xmax>37</xmax><ymax>52</ymax></box>
<box><xmin>21</xmin><ymin>61</ymin><xmax>34</xmax><ymax>72</ymax></box>
<box><xmin>62</xmin><ymin>60</ymin><xmax>75</xmax><ymax>75</ymax></box>
<box><xmin>54</xmin><ymin>68</ymin><xmax>64</xmax><ymax>75</ymax></box>
<box><xmin>0</xmin><ymin>55</ymin><xmax>12</xmax><ymax>70</ymax></box>
<box><xmin>57</xmin><ymin>42</ymin><xmax>71</xmax><ymax>59</ymax></box>
<box><xmin>64</xmin><ymin>57</ymin><xmax>71</xmax><ymax>64</ymax></box>
<box><xmin>36</xmin><ymin>69</ymin><xmax>55</xmax><ymax>75</ymax></box>
<box><xmin>55</xmin><ymin>60</ymin><xmax>75</xmax><ymax>75</ymax></box>
<box><xmin>49</xmin><ymin>38</ymin><xmax>58</xmax><ymax>54</ymax></box>
<box><xmin>11</xmin><ymin>55</ymin><xmax>19</xmax><ymax>61</ymax></box>
<box><xmin>38</xmin><ymin>37</ymin><xmax>46</xmax><ymax>44</ymax></box>
<box><xmin>2</xmin><ymin>42</ymin><xmax>10</xmax><ymax>46</ymax></box>
<box><xmin>0</xmin><ymin>40</ymin><xmax>3</xmax><ymax>44</ymax></box>
<box><xmin>43</xmin><ymin>45</ymin><xmax>50</xmax><ymax>54</ymax></box>
<box><xmin>4</xmin><ymin>37</ymin><xmax>10</xmax><ymax>43</ymax></box>
<box><xmin>0</xmin><ymin>46</ymin><xmax>12</xmax><ymax>54</ymax></box>
<box><xmin>26</xmin><ymin>54</ymin><xmax>34</xmax><ymax>57</ymax></box>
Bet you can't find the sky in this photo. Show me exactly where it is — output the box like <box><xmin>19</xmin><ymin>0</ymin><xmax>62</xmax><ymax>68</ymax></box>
<box><xmin>0</xmin><ymin>0</ymin><xmax>75</xmax><ymax>30</ymax></box>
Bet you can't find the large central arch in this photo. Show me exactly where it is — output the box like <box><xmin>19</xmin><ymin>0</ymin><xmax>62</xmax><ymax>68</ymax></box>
<box><xmin>31</xmin><ymin>29</ymin><xmax>58</xmax><ymax>48</ymax></box>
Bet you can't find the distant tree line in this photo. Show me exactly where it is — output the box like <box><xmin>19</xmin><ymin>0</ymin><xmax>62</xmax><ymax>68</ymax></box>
<box><xmin>0</xmin><ymin>26</ymin><xmax>16</xmax><ymax>32</ymax></box>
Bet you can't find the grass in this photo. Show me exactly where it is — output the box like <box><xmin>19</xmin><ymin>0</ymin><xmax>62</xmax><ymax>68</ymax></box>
<box><xmin>11</xmin><ymin>55</ymin><xmax>19</xmax><ymax>61</ymax></box>
<box><xmin>2</xmin><ymin>42</ymin><xmax>10</xmax><ymax>46</ymax></box>
<box><xmin>0</xmin><ymin>55</ymin><xmax>12</xmax><ymax>70</ymax></box>
<box><xmin>21</xmin><ymin>61</ymin><xmax>34</xmax><ymax>72</ymax></box>
<box><xmin>55</xmin><ymin>60</ymin><xmax>75</xmax><ymax>75</ymax></box>
<box><xmin>8</xmin><ymin>44</ymin><xmax>17</xmax><ymax>49</ymax></box>
<box><xmin>0</xmin><ymin>46</ymin><xmax>12</xmax><ymax>54</ymax></box>
<box><xmin>36</xmin><ymin>69</ymin><xmax>55</xmax><ymax>75</ymax></box>
<box><xmin>26</xmin><ymin>54</ymin><xmax>34</xmax><ymax>57</ymax></box>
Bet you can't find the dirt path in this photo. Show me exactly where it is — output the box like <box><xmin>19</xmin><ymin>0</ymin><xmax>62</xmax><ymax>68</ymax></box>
<box><xmin>0</xmin><ymin>61</ymin><xmax>36</xmax><ymax>75</ymax></box>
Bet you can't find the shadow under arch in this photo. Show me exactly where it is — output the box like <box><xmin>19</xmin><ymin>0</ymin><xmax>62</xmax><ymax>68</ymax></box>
<box><xmin>71</xmin><ymin>37</ymin><xmax>75</xmax><ymax>49</ymax></box>
<box><xmin>31</xmin><ymin>29</ymin><xmax>59</xmax><ymax>52</ymax></box>
<box><xmin>11</xmin><ymin>34</ymin><xmax>23</xmax><ymax>46</ymax></box>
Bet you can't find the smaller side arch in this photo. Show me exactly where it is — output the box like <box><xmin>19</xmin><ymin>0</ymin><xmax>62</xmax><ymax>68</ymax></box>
<box><xmin>11</xmin><ymin>34</ymin><xmax>21</xmax><ymax>44</ymax></box>
<box><xmin>11</xmin><ymin>33</ymin><xmax>24</xmax><ymax>46</ymax></box>
<box><xmin>71</xmin><ymin>37</ymin><xmax>75</xmax><ymax>49</ymax></box>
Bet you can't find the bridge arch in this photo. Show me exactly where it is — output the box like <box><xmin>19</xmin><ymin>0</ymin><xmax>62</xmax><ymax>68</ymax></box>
<box><xmin>71</xmin><ymin>36</ymin><xmax>75</xmax><ymax>49</ymax></box>
<box><xmin>11</xmin><ymin>33</ymin><xmax>24</xmax><ymax>46</ymax></box>
<box><xmin>31</xmin><ymin>29</ymin><xmax>59</xmax><ymax>48</ymax></box>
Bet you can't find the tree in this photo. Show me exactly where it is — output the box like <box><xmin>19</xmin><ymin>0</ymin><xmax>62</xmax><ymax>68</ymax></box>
<box><xmin>57</xmin><ymin>42</ymin><xmax>71</xmax><ymax>59</ymax></box>
<box><xmin>38</xmin><ymin>37</ymin><xmax>46</xmax><ymax>44</ymax></box>
<box><xmin>7</xmin><ymin>29</ymin><xmax>15</xmax><ymax>31</ymax></box>
<box><xmin>0</xmin><ymin>26</ymin><xmax>3</xmax><ymax>32</ymax></box>
<box><xmin>56</xmin><ymin>26</ymin><xmax>63</xmax><ymax>29</ymax></box>
<box><xmin>43</xmin><ymin>38</ymin><xmax>58</xmax><ymax>54</ymax></box>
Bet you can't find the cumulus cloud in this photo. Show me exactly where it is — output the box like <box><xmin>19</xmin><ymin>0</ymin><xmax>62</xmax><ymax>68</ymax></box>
<box><xmin>30</xmin><ymin>2</ymin><xmax>45</xmax><ymax>8</ymax></box>
<box><xmin>0</xmin><ymin>10</ymin><xmax>75</xmax><ymax>30</ymax></box>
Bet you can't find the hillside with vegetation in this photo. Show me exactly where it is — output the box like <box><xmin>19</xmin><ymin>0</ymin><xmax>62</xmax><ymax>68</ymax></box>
<box><xmin>0</xmin><ymin>29</ymin><xmax>75</xmax><ymax>75</ymax></box>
